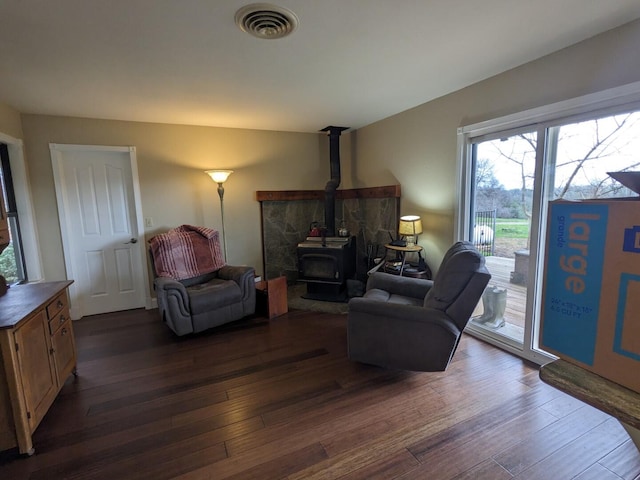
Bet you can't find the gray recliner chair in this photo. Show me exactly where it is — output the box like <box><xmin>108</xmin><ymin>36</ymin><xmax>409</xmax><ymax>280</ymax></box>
<box><xmin>149</xmin><ymin>225</ymin><xmax>256</xmax><ymax>336</ymax></box>
<box><xmin>347</xmin><ymin>241</ymin><xmax>491</xmax><ymax>371</ymax></box>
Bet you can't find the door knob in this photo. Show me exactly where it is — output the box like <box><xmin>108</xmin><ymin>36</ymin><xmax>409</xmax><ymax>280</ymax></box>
<box><xmin>125</xmin><ymin>238</ymin><xmax>138</xmax><ymax>244</ymax></box>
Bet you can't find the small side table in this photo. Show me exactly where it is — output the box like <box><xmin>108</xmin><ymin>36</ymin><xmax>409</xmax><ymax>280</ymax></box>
<box><xmin>255</xmin><ymin>276</ymin><xmax>288</xmax><ymax>319</ymax></box>
<box><xmin>383</xmin><ymin>244</ymin><xmax>425</xmax><ymax>277</ymax></box>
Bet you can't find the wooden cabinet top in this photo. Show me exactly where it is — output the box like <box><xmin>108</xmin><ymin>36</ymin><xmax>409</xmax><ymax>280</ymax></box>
<box><xmin>0</xmin><ymin>281</ymin><xmax>74</xmax><ymax>329</ymax></box>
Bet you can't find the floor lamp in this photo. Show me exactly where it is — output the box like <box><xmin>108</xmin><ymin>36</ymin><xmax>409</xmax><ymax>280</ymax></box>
<box><xmin>205</xmin><ymin>169</ymin><xmax>233</xmax><ymax>262</ymax></box>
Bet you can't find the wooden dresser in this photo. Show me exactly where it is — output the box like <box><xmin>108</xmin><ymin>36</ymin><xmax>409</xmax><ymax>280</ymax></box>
<box><xmin>0</xmin><ymin>280</ymin><xmax>75</xmax><ymax>455</ymax></box>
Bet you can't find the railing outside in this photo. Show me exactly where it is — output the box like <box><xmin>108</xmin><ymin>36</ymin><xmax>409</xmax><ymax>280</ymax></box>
<box><xmin>473</xmin><ymin>209</ymin><xmax>496</xmax><ymax>256</ymax></box>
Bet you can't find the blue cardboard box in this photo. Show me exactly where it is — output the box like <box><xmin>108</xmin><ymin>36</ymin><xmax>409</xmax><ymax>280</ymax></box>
<box><xmin>540</xmin><ymin>172</ymin><xmax>640</xmax><ymax>393</ymax></box>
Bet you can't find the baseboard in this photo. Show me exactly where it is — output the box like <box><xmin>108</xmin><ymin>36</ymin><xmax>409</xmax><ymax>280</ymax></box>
<box><xmin>147</xmin><ymin>296</ymin><xmax>158</xmax><ymax>309</ymax></box>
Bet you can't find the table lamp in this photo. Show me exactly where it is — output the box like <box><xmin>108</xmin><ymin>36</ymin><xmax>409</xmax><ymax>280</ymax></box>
<box><xmin>398</xmin><ymin>215</ymin><xmax>422</xmax><ymax>247</ymax></box>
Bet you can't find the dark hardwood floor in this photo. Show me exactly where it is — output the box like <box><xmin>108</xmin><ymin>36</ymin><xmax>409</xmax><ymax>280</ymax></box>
<box><xmin>1</xmin><ymin>307</ymin><xmax>638</xmax><ymax>479</ymax></box>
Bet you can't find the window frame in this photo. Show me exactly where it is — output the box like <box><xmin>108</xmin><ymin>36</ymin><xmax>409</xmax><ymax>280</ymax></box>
<box><xmin>0</xmin><ymin>132</ymin><xmax>43</xmax><ymax>283</ymax></box>
<box><xmin>456</xmin><ymin>80</ymin><xmax>640</xmax><ymax>364</ymax></box>
<box><xmin>0</xmin><ymin>143</ymin><xmax>27</xmax><ymax>283</ymax></box>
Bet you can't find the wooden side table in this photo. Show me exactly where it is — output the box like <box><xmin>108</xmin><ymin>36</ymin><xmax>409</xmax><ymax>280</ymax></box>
<box><xmin>383</xmin><ymin>244</ymin><xmax>428</xmax><ymax>278</ymax></box>
<box><xmin>255</xmin><ymin>276</ymin><xmax>288</xmax><ymax>319</ymax></box>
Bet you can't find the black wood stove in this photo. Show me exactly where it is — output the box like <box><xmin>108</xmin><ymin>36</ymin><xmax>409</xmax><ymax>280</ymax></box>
<box><xmin>297</xmin><ymin>235</ymin><xmax>356</xmax><ymax>301</ymax></box>
<box><xmin>296</xmin><ymin>126</ymin><xmax>356</xmax><ymax>302</ymax></box>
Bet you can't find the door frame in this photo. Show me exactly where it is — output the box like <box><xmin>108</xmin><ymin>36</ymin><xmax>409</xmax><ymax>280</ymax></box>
<box><xmin>50</xmin><ymin>144</ymin><xmax>150</xmax><ymax>319</ymax></box>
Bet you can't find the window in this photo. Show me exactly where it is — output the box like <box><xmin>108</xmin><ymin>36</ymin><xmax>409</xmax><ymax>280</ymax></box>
<box><xmin>0</xmin><ymin>143</ymin><xmax>27</xmax><ymax>284</ymax></box>
<box><xmin>457</xmin><ymin>82</ymin><xmax>640</xmax><ymax>363</ymax></box>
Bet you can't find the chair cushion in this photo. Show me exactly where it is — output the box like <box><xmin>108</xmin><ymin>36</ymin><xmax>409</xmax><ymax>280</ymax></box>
<box><xmin>188</xmin><ymin>278</ymin><xmax>242</xmax><ymax>314</ymax></box>
<box><xmin>180</xmin><ymin>271</ymin><xmax>218</xmax><ymax>288</ymax></box>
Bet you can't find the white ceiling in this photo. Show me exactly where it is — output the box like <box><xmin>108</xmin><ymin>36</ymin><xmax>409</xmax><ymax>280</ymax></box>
<box><xmin>2</xmin><ymin>1</ymin><xmax>640</xmax><ymax>133</ymax></box>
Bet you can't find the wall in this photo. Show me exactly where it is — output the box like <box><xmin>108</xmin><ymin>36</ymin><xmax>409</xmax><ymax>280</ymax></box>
<box><xmin>0</xmin><ymin>102</ymin><xmax>23</xmax><ymax>140</ymax></box>
<box><xmin>348</xmin><ymin>19</ymin><xmax>640</xmax><ymax>270</ymax></box>
<box><xmin>20</xmin><ymin>116</ymin><xmax>339</xmax><ymax>284</ymax></box>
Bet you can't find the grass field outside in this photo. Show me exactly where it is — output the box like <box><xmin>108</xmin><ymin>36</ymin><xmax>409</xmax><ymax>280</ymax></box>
<box><xmin>493</xmin><ymin>218</ymin><xmax>530</xmax><ymax>258</ymax></box>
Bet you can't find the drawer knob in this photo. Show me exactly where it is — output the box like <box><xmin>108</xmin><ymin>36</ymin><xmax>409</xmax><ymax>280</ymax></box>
<box><xmin>57</xmin><ymin>300</ymin><xmax>64</xmax><ymax>308</ymax></box>
<box><xmin>59</xmin><ymin>315</ymin><xmax>66</xmax><ymax>324</ymax></box>
<box><xmin>61</xmin><ymin>328</ymin><xmax>68</xmax><ymax>336</ymax></box>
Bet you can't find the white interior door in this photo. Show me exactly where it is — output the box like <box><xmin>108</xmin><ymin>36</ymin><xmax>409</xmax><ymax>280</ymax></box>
<box><xmin>51</xmin><ymin>144</ymin><xmax>148</xmax><ymax>319</ymax></box>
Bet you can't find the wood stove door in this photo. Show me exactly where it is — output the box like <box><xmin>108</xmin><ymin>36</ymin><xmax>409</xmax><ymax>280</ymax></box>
<box><xmin>298</xmin><ymin>253</ymin><xmax>340</xmax><ymax>283</ymax></box>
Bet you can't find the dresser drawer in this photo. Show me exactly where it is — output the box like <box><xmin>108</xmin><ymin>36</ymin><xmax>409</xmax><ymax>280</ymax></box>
<box><xmin>51</xmin><ymin>319</ymin><xmax>76</xmax><ymax>385</ymax></box>
<box><xmin>48</xmin><ymin>309</ymin><xmax>70</xmax><ymax>335</ymax></box>
<box><xmin>46</xmin><ymin>292</ymin><xmax>68</xmax><ymax>321</ymax></box>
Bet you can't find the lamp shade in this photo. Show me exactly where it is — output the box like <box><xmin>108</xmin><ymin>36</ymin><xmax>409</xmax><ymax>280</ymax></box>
<box><xmin>205</xmin><ymin>170</ymin><xmax>234</xmax><ymax>183</ymax></box>
<box><xmin>398</xmin><ymin>215</ymin><xmax>423</xmax><ymax>236</ymax></box>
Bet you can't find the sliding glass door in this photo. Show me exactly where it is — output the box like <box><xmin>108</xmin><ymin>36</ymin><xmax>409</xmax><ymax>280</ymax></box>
<box><xmin>466</xmin><ymin>130</ymin><xmax>537</xmax><ymax>348</ymax></box>
<box><xmin>458</xmin><ymin>102</ymin><xmax>640</xmax><ymax>362</ymax></box>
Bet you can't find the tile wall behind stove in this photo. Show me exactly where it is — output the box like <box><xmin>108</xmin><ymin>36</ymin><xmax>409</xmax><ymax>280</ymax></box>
<box><xmin>260</xmin><ymin>196</ymin><xmax>399</xmax><ymax>282</ymax></box>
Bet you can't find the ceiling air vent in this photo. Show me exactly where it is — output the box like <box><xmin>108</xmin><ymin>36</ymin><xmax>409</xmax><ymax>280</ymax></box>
<box><xmin>235</xmin><ymin>3</ymin><xmax>299</xmax><ymax>39</ymax></box>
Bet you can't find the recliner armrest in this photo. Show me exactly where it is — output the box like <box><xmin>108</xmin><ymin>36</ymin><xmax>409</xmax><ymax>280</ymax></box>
<box><xmin>218</xmin><ymin>265</ymin><xmax>256</xmax><ymax>307</ymax></box>
<box><xmin>154</xmin><ymin>276</ymin><xmax>193</xmax><ymax>335</ymax></box>
<box><xmin>155</xmin><ymin>276</ymin><xmax>188</xmax><ymax>295</ymax></box>
<box><xmin>366</xmin><ymin>272</ymin><xmax>433</xmax><ymax>300</ymax></box>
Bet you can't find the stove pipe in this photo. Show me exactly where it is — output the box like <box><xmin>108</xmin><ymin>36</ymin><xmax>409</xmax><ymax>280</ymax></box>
<box><xmin>321</xmin><ymin>125</ymin><xmax>348</xmax><ymax>237</ymax></box>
